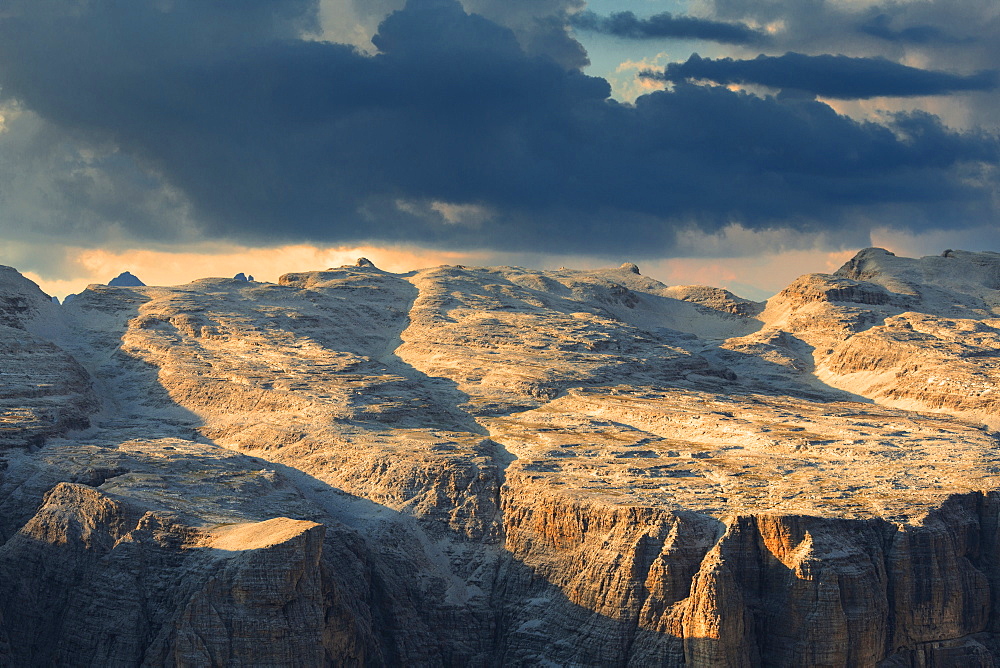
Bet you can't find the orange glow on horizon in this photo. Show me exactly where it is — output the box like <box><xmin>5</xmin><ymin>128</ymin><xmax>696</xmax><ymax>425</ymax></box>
<box><xmin>23</xmin><ymin>242</ymin><xmax>862</xmax><ymax>303</ymax></box>
<box><xmin>25</xmin><ymin>244</ymin><xmax>486</xmax><ymax>299</ymax></box>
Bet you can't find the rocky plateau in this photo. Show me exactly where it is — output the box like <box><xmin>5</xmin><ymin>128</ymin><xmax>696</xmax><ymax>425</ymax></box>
<box><xmin>2</xmin><ymin>248</ymin><xmax>1000</xmax><ymax>666</ymax></box>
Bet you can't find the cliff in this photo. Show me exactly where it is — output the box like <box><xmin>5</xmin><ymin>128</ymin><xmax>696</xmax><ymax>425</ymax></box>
<box><xmin>0</xmin><ymin>251</ymin><xmax>999</xmax><ymax>665</ymax></box>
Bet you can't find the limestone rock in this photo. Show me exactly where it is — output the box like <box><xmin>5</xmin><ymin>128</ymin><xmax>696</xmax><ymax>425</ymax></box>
<box><xmin>0</xmin><ymin>326</ymin><xmax>97</xmax><ymax>448</ymax></box>
<box><xmin>0</xmin><ymin>264</ymin><xmax>57</xmax><ymax>329</ymax></box>
<box><xmin>0</xmin><ymin>268</ymin><xmax>97</xmax><ymax>449</ymax></box>
<box><xmin>2</xmin><ymin>253</ymin><xmax>1000</xmax><ymax>665</ymax></box>
<box><xmin>0</xmin><ymin>482</ymin><xmax>337</xmax><ymax>666</ymax></box>
<box><xmin>755</xmin><ymin>248</ymin><xmax>1000</xmax><ymax>427</ymax></box>
<box><xmin>108</xmin><ymin>271</ymin><xmax>146</xmax><ymax>287</ymax></box>
<box><xmin>663</xmin><ymin>284</ymin><xmax>764</xmax><ymax>317</ymax></box>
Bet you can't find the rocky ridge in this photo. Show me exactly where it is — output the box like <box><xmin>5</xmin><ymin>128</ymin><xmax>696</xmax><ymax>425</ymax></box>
<box><xmin>0</xmin><ymin>250</ymin><xmax>999</xmax><ymax>665</ymax></box>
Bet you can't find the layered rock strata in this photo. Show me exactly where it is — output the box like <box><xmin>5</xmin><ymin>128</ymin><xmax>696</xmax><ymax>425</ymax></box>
<box><xmin>0</xmin><ymin>252</ymin><xmax>999</xmax><ymax>665</ymax></box>
<box><xmin>0</xmin><ymin>267</ymin><xmax>96</xmax><ymax>449</ymax></box>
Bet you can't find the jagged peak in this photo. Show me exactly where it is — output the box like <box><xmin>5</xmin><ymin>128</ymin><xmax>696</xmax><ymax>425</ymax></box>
<box><xmin>108</xmin><ymin>271</ymin><xmax>145</xmax><ymax>287</ymax></box>
<box><xmin>0</xmin><ymin>264</ymin><xmax>46</xmax><ymax>292</ymax></box>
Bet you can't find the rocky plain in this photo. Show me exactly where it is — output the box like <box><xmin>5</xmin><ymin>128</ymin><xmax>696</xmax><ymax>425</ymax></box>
<box><xmin>2</xmin><ymin>247</ymin><xmax>1000</xmax><ymax>666</ymax></box>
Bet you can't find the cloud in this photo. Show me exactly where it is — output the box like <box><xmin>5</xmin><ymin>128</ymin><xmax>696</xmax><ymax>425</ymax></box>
<box><xmin>0</xmin><ymin>106</ymin><xmax>196</xmax><ymax>247</ymax></box>
<box><xmin>462</xmin><ymin>0</ymin><xmax>588</xmax><ymax>70</ymax></box>
<box><xmin>0</xmin><ymin>0</ymin><xmax>997</xmax><ymax>260</ymax></box>
<box><xmin>639</xmin><ymin>248</ymin><xmax>859</xmax><ymax>300</ymax></box>
<box><xmin>17</xmin><ymin>238</ymin><xmax>857</xmax><ymax>303</ymax></box>
<box><xmin>334</xmin><ymin>0</ymin><xmax>587</xmax><ymax>68</ymax></box>
<box><xmin>858</xmin><ymin>13</ymin><xmax>969</xmax><ymax>45</ymax></box>
<box><xmin>705</xmin><ymin>1</ymin><xmax>1000</xmax><ymax>75</ymax></box>
<box><xmin>648</xmin><ymin>52</ymin><xmax>998</xmax><ymax>99</ymax></box>
<box><xmin>702</xmin><ymin>0</ymin><xmax>1000</xmax><ymax>127</ymax></box>
<box><xmin>21</xmin><ymin>242</ymin><xmax>480</xmax><ymax>299</ymax></box>
<box><xmin>571</xmin><ymin>10</ymin><xmax>767</xmax><ymax>45</ymax></box>
<box><xmin>607</xmin><ymin>55</ymin><xmax>672</xmax><ymax>102</ymax></box>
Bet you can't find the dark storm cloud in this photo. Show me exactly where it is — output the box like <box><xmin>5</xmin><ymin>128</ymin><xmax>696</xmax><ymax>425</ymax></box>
<box><xmin>707</xmin><ymin>0</ymin><xmax>995</xmax><ymax>63</ymax></box>
<box><xmin>858</xmin><ymin>14</ymin><xmax>968</xmax><ymax>46</ymax></box>
<box><xmin>571</xmin><ymin>10</ymin><xmax>766</xmax><ymax>45</ymax></box>
<box><xmin>0</xmin><ymin>110</ymin><xmax>194</xmax><ymax>248</ymax></box>
<box><xmin>463</xmin><ymin>0</ymin><xmax>588</xmax><ymax>70</ymax></box>
<box><xmin>347</xmin><ymin>0</ymin><xmax>588</xmax><ymax>69</ymax></box>
<box><xmin>649</xmin><ymin>52</ymin><xmax>998</xmax><ymax>99</ymax></box>
<box><xmin>705</xmin><ymin>0</ymin><xmax>1000</xmax><ymax>128</ymax></box>
<box><xmin>0</xmin><ymin>0</ymin><xmax>997</xmax><ymax>256</ymax></box>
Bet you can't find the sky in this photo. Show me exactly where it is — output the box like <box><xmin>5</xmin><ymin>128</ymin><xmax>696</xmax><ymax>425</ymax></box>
<box><xmin>0</xmin><ymin>0</ymin><xmax>997</xmax><ymax>300</ymax></box>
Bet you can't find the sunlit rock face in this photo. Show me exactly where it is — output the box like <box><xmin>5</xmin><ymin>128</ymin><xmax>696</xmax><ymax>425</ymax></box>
<box><xmin>758</xmin><ymin>247</ymin><xmax>1000</xmax><ymax>429</ymax></box>
<box><xmin>1</xmin><ymin>250</ymin><xmax>1000</xmax><ymax>665</ymax></box>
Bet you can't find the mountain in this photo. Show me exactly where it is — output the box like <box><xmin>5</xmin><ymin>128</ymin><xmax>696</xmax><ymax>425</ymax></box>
<box><xmin>1</xmin><ymin>250</ymin><xmax>999</xmax><ymax>665</ymax></box>
<box><xmin>107</xmin><ymin>271</ymin><xmax>146</xmax><ymax>287</ymax></box>
<box><xmin>63</xmin><ymin>270</ymin><xmax>147</xmax><ymax>304</ymax></box>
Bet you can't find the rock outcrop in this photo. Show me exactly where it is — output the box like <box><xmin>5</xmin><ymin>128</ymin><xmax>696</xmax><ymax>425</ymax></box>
<box><xmin>753</xmin><ymin>247</ymin><xmax>1000</xmax><ymax>428</ymax></box>
<box><xmin>1</xmin><ymin>250</ymin><xmax>1000</xmax><ymax>665</ymax></box>
<box><xmin>108</xmin><ymin>271</ymin><xmax>146</xmax><ymax>287</ymax></box>
<box><xmin>0</xmin><ymin>266</ymin><xmax>96</xmax><ymax>449</ymax></box>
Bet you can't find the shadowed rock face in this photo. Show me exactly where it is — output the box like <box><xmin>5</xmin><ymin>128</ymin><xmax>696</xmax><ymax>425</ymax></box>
<box><xmin>1</xmin><ymin>251</ymin><xmax>1000</xmax><ymax>665</ymax></box>
<box><xmin>107</xmin><ymin>271</ymin><xmax>146</xmax><ymax>288</ymax></box>
<box><xmin>0</xmin><ymin>266</ymin><xmax>97</xmax><ymax>449</ymax></box>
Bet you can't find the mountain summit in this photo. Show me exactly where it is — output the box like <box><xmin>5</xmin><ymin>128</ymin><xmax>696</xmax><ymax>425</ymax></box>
<box><xmin>107</xmin><ymin>271</ymin><xmax>145</xmax><ymax>287</ymax></box>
